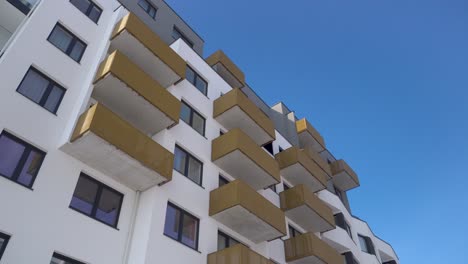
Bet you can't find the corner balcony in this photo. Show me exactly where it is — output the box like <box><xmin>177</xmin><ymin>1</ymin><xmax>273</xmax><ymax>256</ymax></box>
<box><xmin>62</xmin><ymin>104</ymin><xmax>173</xmax><ymax>191</ymax></box>
<box><xmin>275</xmin><ymin>147</ymin><xmax>326</xmax><ymax>192</ymax></box>
<box><xmin>284</xmin><ymin>233</ymin><xmax>342</xmax><ymax>264</ymax></box>
<box><xmin>212</xmin><ymin>129</ymin><xmax>280</xmax><ymax>190</ymax></box>
<box><xmin>330</xmin><ymin>160</ymin><xmax>360</xmax><ymax>191</ymax></box>
<box><xmin>206</xmin><ymin>50</ymin><xmax>245</xmax><ymax>89</ymax></box>
<box><xmin>209</xmin><ymin>180</ymin><xmax>286</xmax><ymax>243</ymax></box>
<box><xmin>110</xmin><ymin>13</ymin><xmax>186</xmax><ymax>87</ymax></box>
<box><xmin>213</xmin><ymin>88</ymin><xmax>275</xmax><ymax>145</ymax></box>
<box><xmin>280</xmin><ymin>185</ymin><xmax>335</xmax><ymax>233</ymax></box>
<box><xmin>93</xmin><ymin>51</ymin><xmax>181</xmax><ymax>135</ymax></box>
<box><xmin>296</xmin><ymin>118</ymin><xmax>326</xmax><ymax>153</ymax></box>
<box><xmin>207</xmin><ymin>244</ymin><xmax>273</xmax><ymax>264</ymax></box>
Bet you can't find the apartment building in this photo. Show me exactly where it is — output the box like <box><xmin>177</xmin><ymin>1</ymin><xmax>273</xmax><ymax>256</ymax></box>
<box><xmin>0</xmin><ymin>0</ymin><xmax>399</xmax><ymax>263</ymax></box>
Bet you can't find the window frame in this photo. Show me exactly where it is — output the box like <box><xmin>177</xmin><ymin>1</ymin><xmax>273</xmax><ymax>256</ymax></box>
<box><xmin>6</xmin><ymin>0</ymin><xmax>33</xmax><ymax>15</ymax></box>
<box><xmin>138</xmin><ymin>0</ymin><xmax>157</xmax><ymax>20</ymax></box>
<box><xmin>47</xmin><ymin>23</ymin><xmax>87</xmax><ymax>63</ymax></box>
<box><xmin>288</xmin><ymin>225</ymin><xmax>301</xmax><ymax>238</ymax></box>
<box><xmin>172</xmin><ymin>26</ymin><xmax>194</xmax><ymax>48</ymax></box>
<box><xmin>69</xmin><ymin>172</ymin><xmax>124</xmax><ymax>229</ymax></box>
<box><xmin>69</xmin><ymin>0</ymin><xmax>103</xmax><ymax>24</ymax></box>
<box><xmin>174</xmin><ymin>145</ymin><xmax>203</xmax><ymax>186</ymax></box>
<box><xmin>180</xmin><ymin>101</ymin><xmax>206</xmax><ymax>136</ymax></box>
<box><xmin>0</xmin><ymin>131</ymin><xmax>46</xmax><ymax>189</ymax></box>
<box><xmin>358</xmin><ymin>234</ymin><xmax>375</xmax><ymax>255</ymax></box>
<box><xmin>0</xmin><ymin>232</ymin><xmax>10</xmax><ymax>261</ymax></box>
<box><xmin>218</xmin><ymin>175</ymin><xmax>229</xmax><ymax>187</ymax></box>
<box><xmin>163</xmin><ymin>202</ymin><xmax>200</xmax><ymax>250</ymax></box>
<box><xmin>186</xmin><ymin>66</ymin><xmax>208</xmax><ymax>96</ymax></box>
<box><xmin>51</xmin><ymin>252</ymin><xmax>85</xmax><ymax>264</ymax></box>
<box><xmin>16</xmin><ymin>67</ymin><xmax>66</xmax><ymax>114</ymax></box>
<box><xmin>217</xmin><ymin>231</ymin><xmax>240</xmax><ymax>250</ymax></box>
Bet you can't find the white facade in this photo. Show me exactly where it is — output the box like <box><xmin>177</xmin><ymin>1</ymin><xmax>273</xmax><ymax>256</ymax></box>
<box><xmin>0</xmin><ymin>1</ymin><xmax>399</xmax><ymax>264</ymax></box>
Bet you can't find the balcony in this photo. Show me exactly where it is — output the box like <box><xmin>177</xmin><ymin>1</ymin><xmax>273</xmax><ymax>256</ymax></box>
<box><xmin>209</xmin><ymin>180</ymin><xmax>286</xmax><ymax>243</ymax></box>
<box><xmin>1</xmin><ymin>0</ymin><xmax>36</xmax><ymax>51</ymax></box>
<box><xmin>275</xmin><ymin>147</ymin><xmax>326</xmax><ymax>193</ymax></box>
<box><xmin>93</xmin><ymin>51</ymin><xmax>180</xmax><ymax>135</ymax></box>
<box><xmin>322</xmin><ymin>227</ymin><xmax>356</xmax><ymax>255</ymax></box>
<box><xmin>207</xmin><ymin>244</ymin><xmax>273</xmax><ymax>264</ymax></box>
<box><xmin>330</xmin><ymin>160</ymin><xmax>360</xmax><ymax>191</ymax></box>
<box><xmin>212</xmin><ymin>129</ymin><xmax>280</xmax><ymax>190</ymax></box>
<box><xmin>306</xmin><ymin>148</ymin><xmax>332</xmax><ymax>178</ymax></box>
<box><xmin>296</xmin><ymin>118</ymin><xmax>326</xmax><ymax>153</ymax></box>
<box><xmin>280</xmin><ymin>185</ymin><xmax>335</xmax><ymax>233</ymax></box>
<box><xmin>284</xmin><ymin>233</ymin><xmax>342</xmax><ymax>264</ymax></box>
<box><xmin>110</xmin><ymin>13</ymin><xmax>186</xmax><ymax>87</ymax></box>
<box><xmin>206</xmin><ymin>50</ymin><xmax>245</xmax><ymax>89</ymax></box>
<box><xmin>213</xmin><ymin>88</ymin><xmax>275</xmax><ymax>145</ymax></box>
<box><xmin>62</xmin><ymin>104</ymin><xmax>173</xmax><ymax>191</ymax></box>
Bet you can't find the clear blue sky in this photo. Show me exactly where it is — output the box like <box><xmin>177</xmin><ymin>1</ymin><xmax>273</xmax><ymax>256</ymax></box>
<box><xmin>166</xmin><ymin>0</ymin><xmax>468</xmax><ymax>262</ymax></box>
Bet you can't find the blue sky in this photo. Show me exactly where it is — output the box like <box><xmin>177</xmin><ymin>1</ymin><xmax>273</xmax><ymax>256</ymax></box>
<box><xmin>166</xmin><ymin>0</ymin><xmax>468</xmax><ymax>262</ymax></box>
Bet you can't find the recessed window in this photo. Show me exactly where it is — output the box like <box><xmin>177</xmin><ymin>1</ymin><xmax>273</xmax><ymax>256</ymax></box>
<box><xmin>180</xmin><ymin>101</ymin><xmax>205</xmax><ymax>136</ymax></box>
<box><xmin>174</xmin><ymin>145</ymin><xmax>203</xmax><ymax>186</ymax></box>
<box><xmin>0</xmin><ymin>131</ymin><xmax>45</xmax><ymax>188</ymax></box>
<box><xmin>217</xmin><ymin>231</ymin><xmax>239</xmax><ymax>250</ymax></box>
<box><xmin>6</xmin><ymin>0</ymin><xmax>35</xmax><ymax>15</ymax></box>
<box><xmin>278</xmin><ymin>146</ymin><xmax>284</xmax><ymax>153</ymax></box>
<box><xmin>267</xmin><ymin>183</ymin><xmax>277</xmax><ymax>193</ymax></box>
<box><xmin>334</xmin><ymin>213</ymin><xmax>352</xmax><ymax>238</ymax></box>
<box><xmin>263</xmin><ymin>142</ymin><xmax>274</xmax><ymax>155</ymax></box>
<box><xmin>50</xmin><ymin>253</ymin><xmax>85</xmax><ymax>264</ymax></box>
<box><xmin>334</xmin><ymin>185</ymin><xmax>344</xmax><ymax>201</ymax></box>
<box><xmin>17</xmin><ymin>67</ymin><xmax>65</xmax><ymax>114</ymax></box>
<box><xmin>219</xmin><ymin>175</ymin><xmax>229</xmax><ymax>187</ymax></box>
<box><xmin>70</xmin><ymin>0</ymin><xmax>102</xmax><ymax>23</ymax></box>
<box><xmin>172</xmin><ymin>26</ymin><xmax>193</xmax><ymax>48</ymax></box>
<box><xmin>288</xmin><ymin>225</ymin><xmax>301</xmax><ymax>238</ymax></box>
<box><xmin>0</xmin><ymin>232</ymin><xmax>10</xmax><ymax>261</ymax></box>
<box><xmin>48</xmin><ymin>23</ymin><xmax>87</xmax><ymax>62</ymax></box>
<box><xmin>69</xmin><ymin>173</ymin><xmax>123</xmax><ymax>228</ymax></box>
<box><xmin>186</xmin><ymin>66</ymin><xmax>207</xmax><ymax>95</ymax></box>
<box><xmin>283</xmin><ymin>183</ymin><xmax>290</xmax><ymax>191</ymax></box>
<box><xmin>358</xmin><ymin>234</ymin><xmax>375</xmax><ymax>255</ymax></box>
<box><xmin>138</xmin><ymin>0</ymin><xmax>157</xmax><ymax>20</ymax></box>
<box><xmin>163</xmin><ymin>202</ymin><xmax>199</xmax><ymax>250</ymax></box>
<box><xmin>343</xmin><ymin>252</ymin><xmax>359</xmax><ymax>264</ymax></box>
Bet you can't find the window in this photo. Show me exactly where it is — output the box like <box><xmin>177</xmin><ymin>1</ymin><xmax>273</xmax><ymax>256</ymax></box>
<box><xmin>48</xmin><ymin>23</ymin><xmax>87</xmax><ymax>62</ymax></box>
<box><xmin>70</xmin><ymin>0</ymin><xmax>102</xmax><ymax>23</ymax></box>
<box><xmin>172</xmin><ymin>27</ymin><xmax>193</xmax><ymax>48</ymax></box>
<box><xmin>278</xmin><ymin>146</ymin><xmax>284</xmax><ymax>153</ymax></box>
<box><xmin>334</xmin><ymin>213</ymin><xmax>352</xmax><ymax>238</ymax></box>
<box><xmin>334</xmin><ymin>185</ymin><xmax>344</xmax><ymax>201</ymax></box>
<box><xmin>219</xmin><ymin>129</ymin><xmax>226</xmax><ymax>136</ymax></box>
<box><xmin>0</xmin><ymin>131</ymin><xmax>45</xmax><ymax>188</ymax></box>
<box><xmin>217</xmin><ymin>231</ymin><xmax>239</xmax><ymax>250</ymax></box>
<box><xmin>180</xmin><ymin>101</ymin><xmax>205</xmax><ymax>136</ymax></box>
<box><xmin>174</xmin><ymin>145</ymin><xmax>203</xmax><ymax>186</ymax></box>
<box><xmin>0</xmin><ymin>232</ymin><xmax>10</xmax><ymax>261</ymax></box>
<box><xmin>283</xmin><ymin>183</ymin><xmax>290</xmax><ymax>191</ymax></box>
<box><xmin>69</xmin><ymin>173</ymin><xmax>123</xmax><ymax>228</ymax></box>
<box><xmin>17</xmin><ymin>67</ymin><xmax>65</xmax><ymax>114</ymax></box>
<box><xmin>50</xmin><ymin>253</ymin><xmax>85</xmax><ymax>264</ymax></box>
<box><xmin>164</xmin><ymin>202</ymin><xmax>199</xmax><ymax>250</ymax></box>
<box><xmin>7</xmin><ymin>0</ymin><xmax>35</xmax><ymax>15</ymax></box>
<box><xmin>343</xmin><ymin>252</ymin><xmax>359</xmax><ymax>264</ymax></box>
<box><xmin>186</xmin><ymin>66</ymin><xmax>207</xmax><ymax>95</ymax></box>
<box><xmin>288</xmin><ymin>225</ymin><xmax>301</xmax><ymax>238</ymax></box>
<box><xmin>138</xmin><ymin>0</ymin><xmax>157</xmax><ymax>19</ymax></box>
<box><xmin>267</xmin><ymin>184</ymin><xmax>277</xmax><ymax>193</ymax></box>
<box><xmin>383</xmin><ymin>261</ymin><xmax>397</xmax><ymax>264</ymax></box>
<box><xmin>219</xmin><ymin>175</ymin><xmax>229</xmax><ymax>187</ymax></box>
<box><xmin>263</xmin><ymin>142</ymin><xmax>274</xmax><ymax>155</ymax></box>
<box><xmin>358</xmin><ymin>234</ymin><xmax>375</xmax><ymax>255</ymax></box>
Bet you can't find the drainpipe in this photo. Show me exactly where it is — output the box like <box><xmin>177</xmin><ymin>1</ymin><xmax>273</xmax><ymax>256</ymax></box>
<box><xmin>123</xmin><ymin>190</ymin><xmax>141</xmax><ymax>264</ymax></box>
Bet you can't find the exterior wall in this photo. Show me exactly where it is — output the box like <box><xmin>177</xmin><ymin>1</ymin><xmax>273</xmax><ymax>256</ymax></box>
<box><xmin>117</xmin><ymin>0</ymin><xmax>204</xmax><ymax>55</ymax></box>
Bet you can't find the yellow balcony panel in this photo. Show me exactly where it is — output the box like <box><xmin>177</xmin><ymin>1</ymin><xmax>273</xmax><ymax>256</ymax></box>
<box><xmin>207</xmin><ymin>244</ymin><xmax>274</xmax><ymax>264</ymax></box>
<box><xmin>296</xmin><ymin>118</ymin><xmax>326</xmax><ymax>153</ymax></box>
<box><xmin>62</xmin><ymin>104</ymin><xmax>173</xmax><ymax>191</ymax></box>
<box><xmin>213</xmin><ymin>88</ymin><xmax>275</xmax><ymax>145</ymax></box>
<box><xmin>280</xmin><ymin>185</ymin><xmax>335</xmax><ymax>233</ymax></box>
<box><xmin>305</xmin><ymin>148</ymin><xmax>332</xmax><ymax>179</ymax></box>
<box><xmin>330</xmin><ymin>160</ymin><xmax>360</xmax><ymax>191</ymax></box>
<box><xmin>212</xmin><ymin>129</ymin><xmax>280</xmax><ymax>190</ymax></box>
<box><xmin>110</xmin><ymin>13</ymin><xmax>186</xmax><ymax>87</ymax></box>
<box><xmin>284</xmin><ymin>233</ymin><xmax>343</xmax><ymax>264</ymax></box>
<box><xmin>275</xmin><ymin>147</ymin><xmax>327</xmax><ymax>193</ymax></box>
<box><xmin>210</xmin><ymin>180</ymin><xmax>286</xmax><ymax>243</ymax></box>
<box><xmin>93</xmin><ymin>51</ymin><xmax>181</xmax><ymax>134</ymax></box>
<box><xmin>206</xmin><ymin>50</ymin><xmax>245</xmax><ymax>88</ymax></box>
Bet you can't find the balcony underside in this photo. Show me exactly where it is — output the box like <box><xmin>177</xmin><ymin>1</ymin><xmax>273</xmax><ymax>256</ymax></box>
<box><xmin>285</xmin><ymin>233</ymin><xmax>342</xmax><ymax>264</ymax></box>
<box><xmin>285</xmin><ymin>205</ymin><xmax>334</xmax><ymax>233</ymax></box>
<box><xmin>281</xmin><ymin>163</ymin><xmax>325</xmax><ymax>193</ymax></box>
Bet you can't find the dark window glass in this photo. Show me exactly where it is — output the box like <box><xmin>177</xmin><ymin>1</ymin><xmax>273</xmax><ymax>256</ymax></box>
<box><xmin>334</xmin><ymin>185</ymin><xmax>344</xmax><ymax>201</ymax></box>
<box><xmin>219</xmin><ymin>175</ymin><xmax>229</xmax><ymax>187</ymax></box>
<box><xmin>163</xmin><ymin>203</ymin><xmax>199</xmax><ymax>250</ymax></box>
<box><xmin>174</xmin><ymin>145</ymin><xmax>203</xmax><ymax>186</ymax></box>
<box><xmin>343</xmin><ymin>252</ymin><xmax>359</xmax><ymax>264</ymax></box>
<box><xmin>334</xmin><ymin>213</ymin><xmax>352</xmax><ymax>238</ymax></box>
<box><xmin>48</xmin><ymin>24</ymin><xmax>87</xmax><ymax>62</ymax></box>
<box><xmin>70</xmin><ymin>0</ymin><xmax>102</xmax><ymax>23</ymax></box>
<box><xmin>50</xmin><ymin>252</ymin><xmax>85</xmax><ymax>264</ymax></box>
<box><xmin>0</xmin><ymin>131</ymin><xmax>45</xmax><ymax>188</ymax></box>
<box><xmin>267</xmin><ymin>184</ymin><xmax>277</xmax><ymax>193</ymax></box>
<box><xmin>288</xmin><ymin>225</ymin><xmax>301</xmax><ymax>238</ymax></box>
<box><xmin>172</xmin><ymin>27</ymin><xmax>194</xmax><ymax>48</ymax></box>
<box><xmin>217</xmin><ymin>231</ymin><xmax>239</xmax><ymax>250</ymax></box>
<box><xmin>6</xmin><ymin>0</ymin><xmax>35</xmax><ymax>15</ymax></box>
<box><xmin>0</xmin><ymin>232</ymin><xmax>10</xmax><ymax>261</ymax></box>
<box><xmin>69</xmin><ymin>173</ymin><xmax>123</xmax><ymax>228</ymax></box>
<box><xmin>186</xmin><ymin>66</ymin><xmax>207</xmax><ymax>95</ymax></box>
<box><xmin>283</xmin><ymin>183</ymin><xmax>290</xmax><ymax>191</ymax></box>
<box><xmin>138</xmin><ymin>0</ymin><xmax>157</xmax><ymax>19</ymax></box>
<box><xmin>358</xmin><ymin>234</ymin><xmax>375</xmax><ymax>255</ymax></box>
<box><xmin>17</xmin><ymin>67</ymin><xmax>65</xmax><ymax>114</ymax></box>
<box><xmin>278</xmin><ymin>146</ymin><xmax>284</xmax><ymax>153</ymax></box>
<box><xmin>180</xmin><ymin>101</ymin><xmax>205</xmax><ymax>136</ymax></box>
<box><xmin>263</xmin><ymin>142</ymin><xmax>274</xmax><ymax>155</ymax></box>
